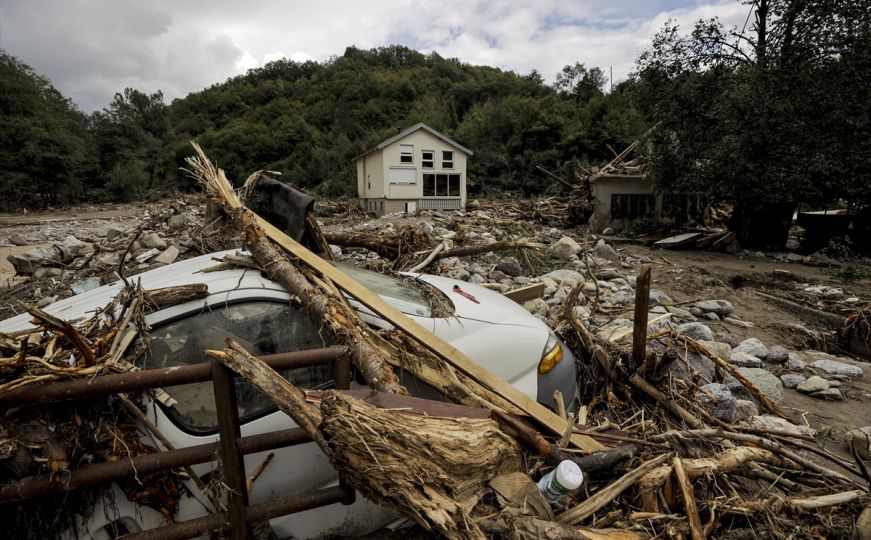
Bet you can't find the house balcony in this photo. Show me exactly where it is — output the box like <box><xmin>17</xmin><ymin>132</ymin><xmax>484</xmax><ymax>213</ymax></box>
<box><xmin>419</xmin><ymin>197</ymin><xmax>462</xmax><ymax>210</ymax></box>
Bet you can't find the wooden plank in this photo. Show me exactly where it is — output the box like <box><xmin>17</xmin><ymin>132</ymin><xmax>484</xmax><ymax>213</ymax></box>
<box><xmin>253</xmin><ymin>214</ymin><xmax>605</xmax><ymax>452</ymax></box>
<box><xmin>306</xmin><ymin>389</ymin><xmax>491</xmax><ymax>419</ymax></box>
<box><xmin>503</xmin><ymin>283</ymin><xmax>546</xmax><ymax>305</ymax></box>
<box><xmin>632</xmin><ymin>266</ymin><xmax>651</xmax><ymax>365</ymax></box>
<box><xmin>212</xmin><ymin>362</ymin><xmax>251</xmax><ymax>540</ymax></box>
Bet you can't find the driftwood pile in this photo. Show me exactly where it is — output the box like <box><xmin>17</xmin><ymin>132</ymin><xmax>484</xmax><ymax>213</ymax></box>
<box><xmin>0</xmin><ymin>282</ymin><xmax>209</xmax><ymax>539</ymax></box>
<box><xmin>187</xmin><ymin>145</ymin><xmax>870</xmax><ymax>538</ymax></box>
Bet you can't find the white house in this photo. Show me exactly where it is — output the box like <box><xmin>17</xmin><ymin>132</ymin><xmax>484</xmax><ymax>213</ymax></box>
<box><xmin>355</xmin><ymin>123</ymin><xmax>473</xmax><ymax>215</ymax></box>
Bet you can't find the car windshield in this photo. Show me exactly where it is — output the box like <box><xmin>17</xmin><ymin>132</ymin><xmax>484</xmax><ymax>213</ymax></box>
<box><xmin>334</xmin><ymin>261</ymin><xmax>435</xmax><ymax>317</ymax></box>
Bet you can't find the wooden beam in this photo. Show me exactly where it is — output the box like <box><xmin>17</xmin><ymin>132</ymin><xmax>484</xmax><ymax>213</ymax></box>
<box><xmin>503</xmin><ymin>283</ymin><xmax>546</xmax><ymax>305</ymax></box>
<box><xmin>632</xmin><ymin>266</ymin><xmax>651</xmax><ymax>366</ymax></box>
<box><xmin>252</xmin><ymin>213</ymin><xmax>605</xmax><ymax>452</ymax></box>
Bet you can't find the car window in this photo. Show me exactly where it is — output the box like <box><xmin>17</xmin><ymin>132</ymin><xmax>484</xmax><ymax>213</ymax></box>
<box><xmin>334</xmin><ymin>262</ymin><xmax>432</xmax><ymax>316</ymax></box>
<box><xmin>142</xmin><ymin>301</ymin><xmax>333</xmax><ymax>432</ymax></box>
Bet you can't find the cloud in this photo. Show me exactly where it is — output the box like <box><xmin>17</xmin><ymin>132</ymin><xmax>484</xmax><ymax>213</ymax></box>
<box><xmin>0</xmin><ymin>0</ymin><xmax>751</xmax><ymax>112</ymax></box>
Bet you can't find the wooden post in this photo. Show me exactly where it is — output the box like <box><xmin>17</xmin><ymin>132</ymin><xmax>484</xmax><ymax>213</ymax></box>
<box><xmin>212</xmin><ymin>362</ymin><xmax>251</xmax><ymax>540</ymax></box>
<box><xmin>632</xmin><ymin>265</ymin><xmax>651</xmax><ymax>366</ymax></box>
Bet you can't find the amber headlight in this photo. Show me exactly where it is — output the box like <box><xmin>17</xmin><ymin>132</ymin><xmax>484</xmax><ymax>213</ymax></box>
<box><xmin>538</xmin><ymin>333</ymin><xmax>563</xmax><ymax>375</ymax></box>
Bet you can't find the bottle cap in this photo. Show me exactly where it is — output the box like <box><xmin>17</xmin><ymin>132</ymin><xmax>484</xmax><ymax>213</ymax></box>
<box><xmin>555</xmin><ymin>460</ymin><xmax>583</xmax><ymax>491</ymax></box>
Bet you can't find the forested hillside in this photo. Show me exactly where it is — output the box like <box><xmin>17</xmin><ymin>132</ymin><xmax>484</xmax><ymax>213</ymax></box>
<box><xmin>0</xmin><ymin>45</ymin><xmax>642</xmax><ymax>206</ymax></box>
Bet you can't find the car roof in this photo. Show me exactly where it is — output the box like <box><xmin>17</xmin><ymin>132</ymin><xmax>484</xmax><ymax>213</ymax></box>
<box><xmin>0</xmin><ymin>249</ymin><xmax>280</xmax><ymax>333</ymax></box>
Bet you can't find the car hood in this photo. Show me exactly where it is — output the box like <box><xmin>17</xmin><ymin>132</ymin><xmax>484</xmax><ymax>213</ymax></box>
<box><xmin>414</xmin><ymin>274</ymin><xmax>545</xmax><ymax>328</ymax></box>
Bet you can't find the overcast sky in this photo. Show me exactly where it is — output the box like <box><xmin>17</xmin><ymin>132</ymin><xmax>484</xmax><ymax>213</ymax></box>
<box><xmin>0</xmin><ymin>0</ymin><xmax>749</xmax><ymax>113</ymax></box>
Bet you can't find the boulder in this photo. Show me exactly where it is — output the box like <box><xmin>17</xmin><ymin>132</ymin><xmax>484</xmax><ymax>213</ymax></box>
<box><xmin>488</xmin><ymin>270</ymin><xmax>509</xmax><ymax>282</ymax></box>
<box><xmin>523</xmin><ymin>298</ymin><xmax>548</xmax><ymax>317</ymax></box>
<box><xmin>545</xmin><ymin>269</ymin><xmax>584</xmax><ymax>286</ymax></box>
<box><xmin>592</xmin><ymin>241</ymin><xmax>620</xmax><ymax>263</ymax></box>
<box><xmin>699</xmin><ymin>340</ymin><xmax>732</xmax><ymax>360</ymax></box>
<box><xmin>548</xmin><ymin>236</ymin><xmax>581</xmax><ymax>260</ymax></box>
<box><xmin>60</xmin><ymin>235</ymin><xmax>93</xmax><ymax>259</ymax></box>
<box><xmin>728</xmin><ymin>352</ymin><xmax>763</xmax><ymax>368</ymax></box>
<box><xmin>780</xmin><ymin>374</ymin><xmax>806</xmax><ymax>389</ymax></box>
<box><xmin>786</xmin><ymin>352</ymin><xmax>807</xmax><ymax>371</ymax></box>
<box><xmin>766</xmin><ymin>345</ymin><xmax>789</xmax><ymax>364</ymax></box>
<box><xmin>737</xmin><ymin>367</ymin><xmax>783</xmax><ymax>404</ymax></box>
<box><xmin>167</xmin><ymin>214</ymin><xmax>188</xmax><ymax>230</ymax></box>
<box><xmin>106</xmin><ymin>226</ymin><xmax>126</xmax><ymax>241</ymax></box>
<box><xmin>8</xmin><ymin>233</ymin><xmax>29</xmax><ymax>246</ymax></box>
<box><xmin>676</xmin><ymin>322</ymin><xmax>714</xmax><ymax>342</ymax></box>
<box><xmin>140</xmin><ymin>232</ymin><xmax>167</xmax><ymax>250</ymax></box>
<box><xmin>734</xmin><ymin>399</ymin><xmax>759</xmax><ymax>421</ymax></box>
<box><xmin>667</xmin><ymin>306</ymin><xmax>697</xmax><ymax>321</ymax></box>
<box><xmin>804</xmin><ymin>352</ymin><xmax>864</xmax><ymax>378</ymax></box>
<box><xmin>734</xmin><ymin>338</ymin><xmax>769</xmax><ymax>359</ymax></box>
<box><xmin>649</xmin><ymin>290</ymin><xmax>673</xmax><ymax>306</ymax></box>
<box><xmin>699</xmin><ymin>383</ymin><xmax>737</xmax><ymax>422</ymax></box>
<box><xmin>7</xmin><ymin>246</ymin><xmax>61</xmax><ymax>275</ymax></box>
<box><xmin>797</xmin><ymin>375</ymin><xmax>830</xmax><ymax>393</ymax></box>
<box><xmin>495</xmin><ymin>257</ymin><xmax>524</xmax><ymax>277</ymax></box>
<box><xmin>811</xmin><ymin>388</ymin><xmax>844</xmax><ymax>401</ymax></box>
<box><xmin>693</xmin><ymin>299</ymin><xmax>735</xmax><ymax>317</ymax></box>
<box><xmin>33</xmin><ymin>266</ymin><xmax>62</xmax><ymax>279</ymax></box>
<box><xmin>847</xmin><ymin>427</ymin><xmax>871</xmax><ymax>460</ymax></box>
<box><xmin>468</xmin><ymin>273</ymin><xmax>486</xmax><ymax>284</ymax></box>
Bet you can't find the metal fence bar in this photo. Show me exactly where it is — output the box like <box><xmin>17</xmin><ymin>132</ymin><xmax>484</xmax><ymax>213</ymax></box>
<box><xmin>212</xmin><ymin>362</ymin><xmax>250</xmax><ymax>540</ymax></box>
<box><xmin>120</xmin><ymin>486</ymin><xmax>349</xmax><ymax>540</ymax></box>
<box><xmin>0</xmin><ymin>346</ymin><xmax>349</xmax><ymax>405</ymax></box>
<box><xmin>0</xmin><ymin>428</ymin><xmax>310</xmax><ymax>503</ymax></box>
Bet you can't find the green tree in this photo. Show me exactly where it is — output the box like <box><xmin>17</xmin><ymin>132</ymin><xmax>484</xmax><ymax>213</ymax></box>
<box><xmin>0</xmin><ymin>51</ymin><xmax>90</xmax><ymax>206</ymax></box>
<box><xmin>636</xmin><ymin>0</ymin><xmax>870</xmax><ymax>248</ymax></box>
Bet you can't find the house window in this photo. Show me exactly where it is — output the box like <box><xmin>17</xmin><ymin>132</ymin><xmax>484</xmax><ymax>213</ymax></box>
<box><xmin>442</xmin><ymin>150</ymin><xmax>454</xmax><ymax>169</ymax></box>
<box><xmin>423</xmin><ymin>173</ymin><xmax>461</xmax><ymax>197</ymax></box>
<box><xmin>422</xmin><ymin>150</ymin><xmax>434</xmax><ymax>168</ymax></box>
<box><xmin>389</xmin><ymin>167</ymin><xmax>416</xmax><ymax>185</ymax></box>
<box><xmin>400</xmin><ymin>144</ymin><xmax>414</xmax><ymax>164</ymax></box>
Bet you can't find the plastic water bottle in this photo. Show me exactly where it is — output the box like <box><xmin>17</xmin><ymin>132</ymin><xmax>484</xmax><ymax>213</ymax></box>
<box><xmin>537</xmin><ymin>460</ymin><xmax>584</xmax><ymax>504</ymax></box>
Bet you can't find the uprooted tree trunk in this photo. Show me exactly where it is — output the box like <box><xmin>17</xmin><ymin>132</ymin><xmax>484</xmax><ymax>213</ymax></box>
<box><xmin>186</xmin><ymin>144</ymin><xmax>403</xmax><ymax>394</ymax></box>
<box><xmin>324</xmin><ymin>225</ymin><xmax>436</xmax><ymax>261</ymax></box>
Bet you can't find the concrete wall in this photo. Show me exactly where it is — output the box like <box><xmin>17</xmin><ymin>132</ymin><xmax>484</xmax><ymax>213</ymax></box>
<box><xmin>589</xmin><ymin>175</ymin><xmax>657</xmax><ymax>232</ymax></box>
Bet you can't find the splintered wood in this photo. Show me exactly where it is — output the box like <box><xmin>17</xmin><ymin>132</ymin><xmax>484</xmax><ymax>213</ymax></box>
<box><xmin>322</xmin><ymin>391</ymin><xmax>522</xmax><ymax>539</ymax></box>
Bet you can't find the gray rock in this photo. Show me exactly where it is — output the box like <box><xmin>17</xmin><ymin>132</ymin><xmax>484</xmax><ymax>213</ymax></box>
<box><xmin>649</xmin><ymin>290</ymin><xmax>673</xmax><ymax>306</ymax></box>
<box><xmin>548</xmin><ymin>236</ymin><xmax>581</xmax><ymax>259</ymax></box>
<box><xmin>95</xmin><ymin>251</ymin><xmax>122</xmax><ymax>267</ymax></box>
<box><xmin>106</xmin><ymin>226</ymin><xmax>126</xmax><ymax>241</ymax></box>
<box><xmin>523</xmin><ymin>298</ymin><xmax>548</xmax><ymax>317</ymax></box>
<box><xmin>651</xmin><ymin>306</ymin><xmax>667</xmax><ymax>314</ymax></box>
<box><xmin>33</xmin><ymin>266</ymin><xmax>62</xmax><ymax>279</ymax></box>
<box><xmin>468</xmin><ymin>273</ymin><xmax>486</xmax><ymax>284</ymax></box>
<box><xmin>140</xmin><ymin>232</ymin><xmax>167</xmax><ymax>250</ymax></box>
<box><xmin>724</xmin><ymin>317</ymin><xmax>754</xmax><ymax>328</ymax></box>
<box><xmin>489</xmin><ymin>270</ymin><xmax>509</xmax><ymax>282</ymax></box>
<box><xmin>747</xmin><ymin>415</ymin><xmax>816</xmax><ymax>436</ymax></box>
<box><xmin>572</xmin><ymin>306</ymin><xmax>591</xmax><ymax>319</ymax></box>
<box><xmin>693</xmin><ymin>299</ymin><xmax>735</xmax><ymax>317</ymax></box>
<box><xmin>737</xmin><ymin>367</ymin><xmax>784</xmax><ymax>404</ymax></box>
<box><xmin>734</xmin><ymin>338</ymin><xmax>769</xmax><ymax>359</ymax></box>
<box><xmin>8</xmin><ymin>233</ymin><xmax>29</xmax><ymax>246</ymax></box>
<box><xmin>60</xmin><ymin>235</ymin><xmax>93</xmax><ymax>259</ymax></box>
<box><xmin>545</xmin><ymin>269</ymin><xmax>584</xmax><ymax>285</ymax></box>
<box><xmin>766</xmin><ymin>345</ymin><xmax>789</xmax><ymax>364</ymax></box>
<box><xmin>811</xmin><ymin>388</ymin><xmax>844</xmax><ymax>401</ymax></box>
<box><xmin>701</xmin><ymin>312</ymin><xmax>720</xmax><ymax>321</ymax></box>
<box><xmin>167</xmin><ymin>214</ymin><xmax>188</xmax><ymax>229</ymax></box>
<box><xmin>592</xmin><ymin>242</ymin><xmax>620</xmax><ymax>263</ymax></box>
<box><xmin>7</xmin><ymin>246</ymin><xmax>60</xmax><ymax>275</ymax></box>
<box><xmin>596</xmin><ymin>268</ymin><xmax>623</xmax><ymax>280</ymax></box>
<box><xmin>699</xmin><ymin>383</ymin><xmax>737</xmax><ymax>422</ymax></box>
<box><xmin>780</xmin><ymin>374</ymin><xmax>806</xmax><ymax>389</ymax></box>
<box><xmin>447</xmin><ymin>267</ymin><xmax>471</xmax><ymax>281</ymax></box>
<box><xmin>797</xmin><ymin>375</ymin><xmax>830</xmax><ymax>393</ymax></box>
<box><xmin>676</xmin><ymin>322</ymin><xmax>714</xmax><ymax>342</ymax></box>
<box><xmin>847</xmin><ymin>427</ymin><xmax>871</xmax><ymax>460</ymax></box>
<box><xmin>729</xmin><ymin>351</ymin><xmax>764</xmax><ymax>368</ymax></box>
<box><xmin>735</xmin><ymin>399</ymin><xmax>759</xmax><ymax>421</ymax></box>
<box><xmin>601</xmin><ymin>227</ymin><xmax>615</xmax><ymax>235</ymax></box>
<box><xmin>495</xmin><ymin>257</ymin><xmax>524</xmax><ymax>277</ymax></box>
<box><xmin>786</xmin><ymin>352</ymin><xmax>807</xmax><ymax>371</ymax></box>
<box><xmin>667</xmin><ymin>306</ymin><xmax>697</xmax><ymax>321</ymax></box>
<box><xmin>805</xmin><ymin>352</ymin><xmax>864</xmax><ymax>378</ymax></box>
<box><xmin>153</xmin><ymin>245</ymin><xmax>180</xmax><ymax>266</ymax></box>
<box><xmin>699</xmin><ymin>340</ymin><xmax>731</xmax><ymax>360</ymax></box>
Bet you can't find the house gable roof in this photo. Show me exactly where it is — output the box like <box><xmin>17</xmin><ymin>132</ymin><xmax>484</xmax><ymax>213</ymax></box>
<box><xmin>353</xmin><ymin>122</ymin><xmax>473</xmax><ymax>161</ymax></box>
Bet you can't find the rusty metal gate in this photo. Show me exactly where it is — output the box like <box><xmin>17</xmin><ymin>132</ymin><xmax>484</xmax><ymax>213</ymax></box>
<box><xmin>0</xmin><ymin>345</ymin><xmax>355</xmax><ymax>540</ymax></box>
